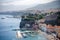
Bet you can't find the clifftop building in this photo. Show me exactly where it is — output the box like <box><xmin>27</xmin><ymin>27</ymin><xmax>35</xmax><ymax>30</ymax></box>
<box><xmin>45</xmin><ymin>12</ymin><xmax>60</xmax><ymax>26</ymax></box>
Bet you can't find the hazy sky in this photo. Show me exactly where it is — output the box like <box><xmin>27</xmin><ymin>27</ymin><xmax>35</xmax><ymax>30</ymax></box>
<box><xmin>0</xmin><ymin>0</ymin><xmax>56</xmax><ymax>12</ymax></box>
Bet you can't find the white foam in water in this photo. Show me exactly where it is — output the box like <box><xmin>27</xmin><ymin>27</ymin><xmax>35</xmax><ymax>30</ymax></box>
<box><xmin>16</xmin><ymin>31</ymin><xmax>23</xmax><ymax>38</ymax></box>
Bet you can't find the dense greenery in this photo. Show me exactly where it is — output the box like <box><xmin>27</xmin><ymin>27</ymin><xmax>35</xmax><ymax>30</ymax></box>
<box><xmin>21</xmin><ymin>11</ymin><xmax>60</xmax><ymax>20</ymax></box>
<box><xmin>21</xmin><ymin>14</ymin><xmax>44</xmax><ymax>20</ymax></box>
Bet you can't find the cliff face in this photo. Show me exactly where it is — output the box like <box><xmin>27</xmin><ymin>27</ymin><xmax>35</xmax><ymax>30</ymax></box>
<box><xmin>19</xmin><ymin>18</ymin><xmax>35</xmax><ymax>29</ymax></box>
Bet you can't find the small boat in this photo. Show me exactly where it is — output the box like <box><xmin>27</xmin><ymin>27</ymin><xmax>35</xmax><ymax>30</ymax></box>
<box><xmin>1</xmin><ymin>18</ymin><xmax>5</xmax><ymax>19</ymax></box>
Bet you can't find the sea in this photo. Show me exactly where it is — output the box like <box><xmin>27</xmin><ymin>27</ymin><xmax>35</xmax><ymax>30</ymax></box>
<box><xmin>0</xmin><ymin>15</ymin><xmax>47</xmax><ymax>40</ymax></box>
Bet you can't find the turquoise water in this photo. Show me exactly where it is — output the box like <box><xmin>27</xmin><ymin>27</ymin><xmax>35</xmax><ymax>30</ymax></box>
<box><xmin>0</xmin><ymin>15</ymin><xmax>47</xmax><ymax>40</ymax></box>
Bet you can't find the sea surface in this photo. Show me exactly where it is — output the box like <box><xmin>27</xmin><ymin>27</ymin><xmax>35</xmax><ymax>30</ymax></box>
<box><xmin>0</xmin><ymin>15</ymin><xmax>47</xmax><ymax>40</ymax></box>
